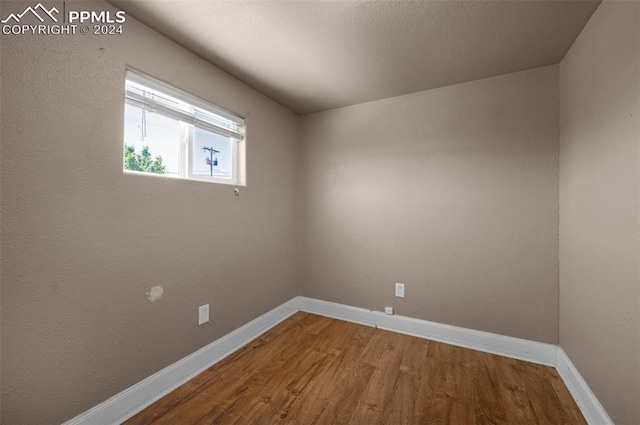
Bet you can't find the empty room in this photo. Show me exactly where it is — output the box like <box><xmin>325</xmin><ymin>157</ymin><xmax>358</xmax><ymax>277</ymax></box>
<box><xmin>1</xmin><ymin>0</ymin><xmax>638</xmax><ymax>424</ymax></box>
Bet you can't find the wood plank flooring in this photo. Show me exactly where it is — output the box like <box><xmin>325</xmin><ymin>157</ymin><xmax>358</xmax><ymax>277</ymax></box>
<box><xmin>124</xmin><ymin>312</ymin><xmax>587</xmax><ymax>425</ymax></box>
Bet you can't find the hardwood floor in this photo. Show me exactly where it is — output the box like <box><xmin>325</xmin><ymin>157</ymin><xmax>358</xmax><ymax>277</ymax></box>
<box><xmin>124</xmin><ymin>312</ymin><xmax>586</xmax><ymax>425</ymax></box>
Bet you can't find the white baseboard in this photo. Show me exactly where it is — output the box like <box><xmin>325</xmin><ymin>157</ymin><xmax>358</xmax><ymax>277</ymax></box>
<box><xmin>62</xmin><ymin>297</ymin><xmax>300</xmax><ymax>425</ymax></box>
<box><xmin>64</xmin><ymin>296</ymin><xmax>611</xmax><ymax>425</ymax></box>
<box><xmin>556</xmin><ymin>348</ymin><xmax>614</xmax><ymax>425</ymax></box>
<box><xmin>297</xmin><ymin>297</ymin><xmax>558</xmax><ymax>366</ymax></box>
<box><xmin>298</xmin><ymin>297</ymin><xmax>613</xmax><ymax>425</ymax></box>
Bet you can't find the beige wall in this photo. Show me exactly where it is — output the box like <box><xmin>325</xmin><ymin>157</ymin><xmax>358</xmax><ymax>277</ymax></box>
<box><xmin>0</xmin><ymin>27</ymin><xmax>3</xmax><ymax>424</ymax></box>
<box><xmin>300</xmin><ymin>66</ymin><xmax>560</xmax><ymax>343</ymax></box>
<box><xmin>0</xmin><ymin>1</ymin><xmax>299</xmax><ymax>423</ymax></box>
<box><xmin>559</xmin><ymin>1</ymin><xmax>640</xmax><ymax>424</ymax></box>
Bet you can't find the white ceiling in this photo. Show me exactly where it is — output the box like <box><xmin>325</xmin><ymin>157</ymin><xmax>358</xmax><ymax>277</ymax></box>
<box><xmin>111</xmin><ymin>0</ymin><xmax>600</xmax><ymax>115</ymax></box>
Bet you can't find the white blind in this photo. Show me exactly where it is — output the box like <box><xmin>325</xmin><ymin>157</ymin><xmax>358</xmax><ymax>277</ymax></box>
<box><xmin>125</xmin><ymin>70</ymin><xmax>245</xmax><ymax>140</ymax></box>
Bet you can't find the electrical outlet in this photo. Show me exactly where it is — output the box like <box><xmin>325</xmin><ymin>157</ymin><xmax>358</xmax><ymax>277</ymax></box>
<box><xmin>395</xmin><ymin>282</ymin><xmax>405</xmax><ymax>298</ymax></box>
<box><xmin>198</xmin><ymin>304</ymin><xmax>209</xmax><ymax>325</ymax></box>
<box><xmin>384</xmin><ymin>306</ymin><xmax>394</xmax><ymax>315</ymax></box>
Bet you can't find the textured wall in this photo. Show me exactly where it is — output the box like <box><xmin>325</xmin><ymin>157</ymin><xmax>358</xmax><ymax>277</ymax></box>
<box><xmin>0</xmin><ymin>1</ymin><xmax>299</xmax><ymax>423</ymax></box>
<box><xmin>300</xmin><ymin>66</ymin><xmax>559</xmax><ymax>343</ymax></box>
<box><xmin>559</xmin><ymin>1</ymin><xmax>640</xmax><ymax>424</ymax></box>
<box><xmin>0</xmin><ymin>22</ymin><xmax>3</xmax><ymax>423</ymax></box>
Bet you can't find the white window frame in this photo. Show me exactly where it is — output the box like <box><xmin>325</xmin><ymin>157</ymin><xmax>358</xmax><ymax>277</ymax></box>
<box><xmin>124</xmin><ymin>69</ymin><xmax>246</xmax><ymax>186</ymax></box>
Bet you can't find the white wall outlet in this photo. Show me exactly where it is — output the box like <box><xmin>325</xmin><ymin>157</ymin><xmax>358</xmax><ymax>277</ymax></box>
<box><xmin>395</xmin><ymin>282</ymin><xmax>405</xmax><ymax>298</ymax></box>
<box><xmin>198</xmin><ymin>304</ymin><xmax>209</xmax><ymax>325</ymax></box>
<box><xmin>384</xmin><ymin>306</ymin><xmax>394</xmax><ymax>315</ymax></box>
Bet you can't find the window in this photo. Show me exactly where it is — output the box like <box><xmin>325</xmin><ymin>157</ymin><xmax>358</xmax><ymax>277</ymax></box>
<box><xmin>123</xmin><ymin>70</ymin><xmax>245</xmax><ymax>185</ymax></box>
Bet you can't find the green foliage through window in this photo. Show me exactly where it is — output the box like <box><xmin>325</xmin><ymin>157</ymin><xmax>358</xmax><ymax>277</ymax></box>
<box><xmin>124</xmin><ymin>145</ymin><xmax>166</xmax><ymax>174</ymax></box>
